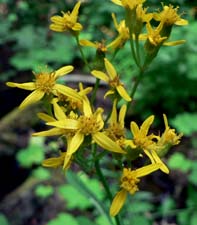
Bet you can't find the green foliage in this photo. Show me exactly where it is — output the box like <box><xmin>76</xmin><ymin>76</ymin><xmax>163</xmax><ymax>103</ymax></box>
<box><xmin>16</xmin><ymin>137</ymin><xmax>45</xmax><ymax>168</ymax></box>
<box><xmin>32</xmin><ymin>167</ymin><xmax>51</xmax><ymax>181</ymax></box>
<box><xmin>0</xmin><ymin>214</ymin><xmax>10</xmax><ymax>225</ymax></box>
<box><xmin>58</xmin><ymin>172</ymin><xmax>104</xmax><ymax>210</ymax></box>
<box><xmin>171</xmin><ymin>113</ymin><xmax>197</xmax><ymax>136</ymax></box>
<box><xmin>47</xmin><ymin>213</ymin><xmax>79</xmax><ymax>225</ymax></box>
<box><xmin>35</xmin><ymin>184</ymin><xmax>54</xmax><ymax>199</ymax></box>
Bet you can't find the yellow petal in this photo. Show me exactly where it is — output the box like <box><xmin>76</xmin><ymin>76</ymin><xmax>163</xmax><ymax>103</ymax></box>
<box><xmin>47</xmin><ymin>119</ymin><xmax>79</xmax><ymax>130</ymax></box>
<box><xmin>55</xmin><ymin>65</ymin><xmax>74</xmax><ymax>78</ymax></box>
<box><xmin>140</xmin><ymin>115</ymin><xmax>154</xmax><ymax>136</ymax></box>
<box><xmin>6</xmin><ymin>82</ymin><xmax>35</xmax><ymax>90</ymax></box>
<box><xmin>135</xmin><ymin>163</ymin><xmax>161</xmax><ymax>178</ymax></box>
<box><xmin>91</xmin><ymin>70</ymin><xmax>109</xmax><ymax>82</ymax></box>
<box><xmin>93</xmin><ymin>132</ymin><xmax>126</xmax><ymax>154</ymax></box>
<box><xmin>109</xmin><ymin>99</ymin><xmax>117</xmax><ymax>124</ymax></box>
<box><xmin>19</xmin><ymin>89</ymin><xmax>44</xmax><ymax>109</ymax></box>
<box><xmin>67</xmin><ymin>132</ymin><xmax>84</xmax><ymax>155</ymax></box>
<box><xmin>32</xmin><ymin>128</ymin><xmax>63</xmax><ymax>137</ymax></box>
<box><xmin>79</xmin><ymin>39</ymin><xmax>97</xmax><ymax>48</ymax></box>
<box><xmin>70</xmin><ymin>1</ymin><xmax>81</xmax><ymax>21</ymax></box>
<box><xmin>51</xmin><ymin>99</ymin><xmax>67</xmax><ymax>120</ymax></box>
<box><xmin>130</xmin><ymin>121</ymin><xmax>140</xmax><ymax>136</ymax></box>
<box><xmin>72</xmin><ymin>23</ymin><xmax>83</xmax><ymax>31</ymax></box>
<box><xmin>63</xmin><ymin>154</ymin><xmax>72</xmax><ymax>170</ymax></box>
<box><xmin>82</xmin><ymin>98</ymin><xmax>93</xmax><ymax>117</ymax></box>
<box><xmin>151</xmin><ymin>150</ymin><xmax>169</xmax><ymax>174</ymax></box>
<box><xmin>175</xmin><ymin>18</ymin><xmax>188</xmax><ymax>26</ymax></box>
<box><xmin>54</xmin><ymin>83</ymin><xmax>82</xmax><ymax>101</ymax></box>
<box><xmin>37</xmin><ymin>112</ymin><xmax>56</xmax><ymax>122</ymax></box>
<box><xmin>111</xmin><ymin>0</ymin><xmax>122</xmax><ymax>6</ymax></box>
<box><xmin>50</xmin><ymin>15</ymin><xmax>64</xmax><ymax>24</ymax></box>
<box><xmin>50</xmin><ymin>24</ymin><xmax>64</xmax><ymax>32</ymax></box>
<box><xmin>104</xmin><ymin>89</ymin><xmax>114</xmax><ymax>99</ymax></box>
<box><xmin>163</xmin><ymin>40</ymin><xmax>186</xmax><ymax>46</ymax></box>
<box><xmin>116</xmin><ymin>85</ymin><xmax>131</xmax><ymax>102</ymax></box>
<box><xmin>110</xmin><ymin>189</ymin><xmax>127</xmax><ymax>217</ymax></box>
<box><xmin>104</xmin><ymin>58</ymin><xmax>117</xmax><ymax>80</ymax></box>
<box><xmin>119</xmin><ymin>104</ymin><xmax>127</xmax><ymax>127</ymax></box>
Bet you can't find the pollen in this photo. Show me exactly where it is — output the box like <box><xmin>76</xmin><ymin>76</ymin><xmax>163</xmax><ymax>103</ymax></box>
<box><xmin>120</xmin><ymin>168</ymin><xmax>140</xmax><ymax>195</ymax></box>
<box><xmin>35</xmin><ymin>72</ymin><xmax>56</xmax><ymax>94</ymax></box>
<box><xmin>105</xmin><ymin>123</ymin><xmax>125</xmax><ymax>141</ymax></box>
<box><xmin>79</xmin><ymin>115</ymin><xmax>101</xmax><ymax>135</ymax></box>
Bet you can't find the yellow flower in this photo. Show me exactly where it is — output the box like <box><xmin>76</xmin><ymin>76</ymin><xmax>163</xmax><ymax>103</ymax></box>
<box><xmin>79</xmin><ymin>39</ymin><xmax>108</xmax><ymax>53</ymax></box>
<box><xmin>110</xmin><ymin>163</ymin><xmax>161</xmax><ymax>216</ymax></box>
<box><xmin>50</xmin><ymin>1</ymin><xmax>83</xmax><ymax>33</ymax></box>
<box><xmin>107</xmin><ymin>14</ymin><xmax>129</xmax><ymax>49</ymax></box>
<box><xmin>6</xmin><ymin>66</ymin><xmax>82</xmax><ymax>109</ymax></box>
<box><xmin>91</xmin><ymin>58</ymin><xmax>131</xmax><ymax>102</ymax></box>
<box><xmin>105</xmin><ymin>99</ymin><xmax>127</xmax><ymax>147</ymax></box>
<box><xmin>111</xmin><ymin>0</ymin><xmax>146</xmax><ymax>10</ymax></box>
<box><xmin>153</xmin><ymin>4</ymin><xmax>188</xmax><ymax>27</ymax></box>
<box><xmin>42</xmin><ymin>151</ymin><xmax>71</xmax><ymax>170</ymax></box>
<box><xmin>46</xmin><ymin>97</ymin><xmax>126</xmax><ymax>168</ymax></box>
<box><xmin>156</xmin><ymin>114</ymin><xmax>183</xmax><ymax>157</ymax></box>
<box><xmin>130</xmin><ymin>115</ymin><xmax>169</xmax><ymax>174</ymax></box>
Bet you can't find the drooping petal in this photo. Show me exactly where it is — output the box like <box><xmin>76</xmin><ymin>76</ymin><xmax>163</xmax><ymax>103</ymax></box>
<box><xmin>116</xmin><ymin>85</ymin><xmax>132</xmax><ymax>102</ymax></box>
<box><xmin>93</xmin><ymin>132</ymin><xmax>126</xmax><ymax>154</ymax></box>
<box><xmin>82</xmin><ymin>98</ymin><xmax>93</xmax><ymax>117</ymax></box>
<box><xmin>19</xmin><ymin>89</ymin><xmax>44</xmax><ymax>109</ymax></box>
<box><xmin>175</xmin><ymin>18</ymin><xmax>188</xmax><ymax>26</ymax></box>
<box><xmin>55</xmin><ymin>65</ymin><xmax>74</xmax><ymax>78</ymax></box>
<box><xmin>104</xmin><ymin>90</ymin><xmax>115</xmax><ymax>99</ymax></box>
<box><xmin>91</xmin><ymin>70</ymin><xmax>109</xmax><ymax>82</ymax></box>
<box><xmin>135</xmin><ymin>163</ymin><xmax>161</xmax><ymax>178</ymax></box>
<box><xmin>151</xmin><ymin>150</ymin><xmax>169</xmax><ymax>174</ymax></box>
<box><xmin>63</xmin><ymin>154</ymin><xmax>72</xmax><ymax>170</ymax></box>
<box><xmin>50</xmin><ymin>24</ymin><xmax>64</xmax><ymax>32</ymax></box>
<box><xmin>104</xmin><ymin>58</ymin><xmax>117</xmax><ymax>80</ymax></box>
<box><xmin>54</xmin><ymin>83</ymin><xmax>82</xmax><ymax>101</ymax></box>
<box><xmin>110</xmin><ymin>189</ymin><xmax>127</xmax><ymax>217</ymax></box>
<box><xmin>67</xmin><ymin>131</ymin><xmax>84</xmax><ymax>155</ymax></box>
<box><xmin>111</xmin><ymin>0</ymin><xmax>122</xmax><ymax>6</ymax></box>
<box><xmin>32</xmin><ymin>128</ymin><xmax>63</xmax><ymax>137</ymax></box>
<box><xmin>51</xmin><ymin>99</ymin><xmax>67</xmax><ymax>120</ymax></box>
<box><xmin>47</xmin><ymin>119</ymin><xmax>79</xmax><ymax>130</ymax></box>
<box><xmin>6</xmin><ymin>82</ymin><xmax>35</xmax><ymax>90</ymax></box>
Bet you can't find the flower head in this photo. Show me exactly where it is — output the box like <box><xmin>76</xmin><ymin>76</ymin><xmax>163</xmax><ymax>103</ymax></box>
<box><xmin>154</xmin><ymin>4</ymin><xmax>188</xmax><ymax>27</ymax></box>
<box><xmin>107</xmin><ymin>14</ymin><xmax>129</xmax><ymax>49</ymax></box>
<box><xmin>130</xmin><ymin>115</ymin><xmax>169</xmax><ymax>174</ymax></box>
<box><xmin>80</xmin><ymin>39</ymin><xmax>108</xmax><ymax>53</ymax></box>
<box><xmin>110</xmin><ymin>163</ymin><xmax>161</xmax><ymax>216</ymax></box>
<box><xmin>111</xmin><ymin>0</ymin><xmax>146</xmax><ymax>10</ymax></box>
<box><xmin>50</xmin><ymin>1</ymin><xmax>83</xmax><ymax>33</ymax></box>
<box><xmin>91</xmin><ymin>58</ymin><xmax>131</xmax><ymax>102</ymax></box>
<box><xmin>6</xmin><ymin>66</ymin><xmax>82</xmax><ymax>109</ymax></box>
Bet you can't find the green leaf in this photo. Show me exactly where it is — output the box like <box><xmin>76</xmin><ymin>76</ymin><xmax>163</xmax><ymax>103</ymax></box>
<box><xmin>168</xmin><ymin>152</ymin><xmax>192</xmax><ymax>172</ymax></box>
<box><xmin>32</xmin><ymin>167</ymin><xmax>51</xmax><ymax>181</ymax></box>
<box><xmin>35</xmin><ymin>184</ymin><xmax>54</xmax><ymax>198</ymax></box>
<box><xmin>16</xmin><ymin>137</ymin><xmax>45</xmax><ymax>168</ymax></box>
<box><xmin>77</xmin><ymin>216</ymin><xmax>96</xmax><ymax>225</ymax></box>
<box><xmin>177</xmin><ymin>209</ymin><xmax>190</xmax><ymax>225</ymax></box>
<box><xmin>171</xmin><ymin>113</ymin><xmax>197</xmax><ymax>136</ymax></box>
<box><xmin>58</xmin><ymin>184</ymin><xmax>91</xmax><ymax>210</ymax></box>
<box><xmin>129</xmin><ymin>201</ymin><xmax>154</xmax><ymax>214</ymax></box>
<box><xmin>0</xmin><ymin>214</ymin><xmax>9</xmax><ymax>225</ymax></box>
<box><xmin>159</xmin><ymin>197</ymin><xmax>176</xmax><ymax>216</ymax></box>
<box><xmin>190</xmin><ymin>212</ymin><xmax>197</xmax><ymax>225</ymax></box>
<box><xmin>130</xmin><ymin>215</ymin><xmax>150</xmax><ymax>225</ymax></box>
<box><xmin>47</xmin><ymin>213</ymin><xmax>79</xmax><ymax>225</ymax></box>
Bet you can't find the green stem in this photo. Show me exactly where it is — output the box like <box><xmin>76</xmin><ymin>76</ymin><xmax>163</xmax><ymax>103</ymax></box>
<box><xmin>127</xmin><ymin>67</ymin><xmax>145</xmax><ymax>112</ymax></box>
<box><xmin>90</xmin><ymin>78</ymin><xmax>100</xmax><ymax>105</ymax></box>
<box><xmin>75</xmin><ymin>35</ymin><xmax>92</xmax><ymax>71</ymax></box>
<box><xmin>95</xmin><ymin>158</ymin><xmax>123</xmax><ymax>225</ymax></box>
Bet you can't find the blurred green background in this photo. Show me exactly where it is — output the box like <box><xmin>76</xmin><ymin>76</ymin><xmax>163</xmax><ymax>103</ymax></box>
<box><xmin>0</xmin><ymin>0</ymin><xmax>196</xmax><ymax>225</ymax></box>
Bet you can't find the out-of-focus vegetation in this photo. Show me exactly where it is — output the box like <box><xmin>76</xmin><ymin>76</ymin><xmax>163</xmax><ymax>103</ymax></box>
<box><xmin>0</xmin><ymin>0</ymin><xmax>197</xmax><ymax>225</ymax></box>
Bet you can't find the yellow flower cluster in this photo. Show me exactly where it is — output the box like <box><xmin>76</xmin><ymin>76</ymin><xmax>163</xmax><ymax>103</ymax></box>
<box><xmin>6</xmin><ymin>0</ymin><xmax>187</xmax><ymax>219</ymax></box>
